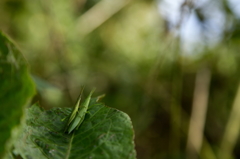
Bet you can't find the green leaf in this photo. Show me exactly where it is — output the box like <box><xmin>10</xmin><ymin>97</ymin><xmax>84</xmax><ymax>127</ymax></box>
<box><xmin>0</xmin><ymin>32</ymin><xmax>35</xmax><ymax>157</ymax></box>
<box><xmin>11</xmin><ymin>98</ymin><xmax>136</xmax><ymax>159</ymax></box>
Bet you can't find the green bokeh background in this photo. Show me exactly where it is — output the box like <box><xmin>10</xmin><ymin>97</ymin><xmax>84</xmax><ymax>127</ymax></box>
<box><xmin>1</xmin><ymin>0</ymin><xmax>240</xmax><ymax>158</ymax></box>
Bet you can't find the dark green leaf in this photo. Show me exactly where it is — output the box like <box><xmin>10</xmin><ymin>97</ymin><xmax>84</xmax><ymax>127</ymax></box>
<box><xmin>12</xmin><ymin>98</ymin><xmax>136</xmax><ymax>159</ymax></box>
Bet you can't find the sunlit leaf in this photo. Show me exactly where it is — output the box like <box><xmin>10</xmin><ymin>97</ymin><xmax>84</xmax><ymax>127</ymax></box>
<box><xmin>0</xmin><ymin>32</ymin><xmax>35</xmax><ymax>157</ymax></box>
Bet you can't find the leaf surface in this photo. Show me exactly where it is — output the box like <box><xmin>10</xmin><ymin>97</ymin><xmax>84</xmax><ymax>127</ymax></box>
<box><xmin>12</xmin><ymin>98</ymin><xmax>136</xmax><ymax>159</ymax></box>
<box><xmin>0</xmin><ymin>32</ymin><xmax>35</xmax><ymax>157</ymax></box>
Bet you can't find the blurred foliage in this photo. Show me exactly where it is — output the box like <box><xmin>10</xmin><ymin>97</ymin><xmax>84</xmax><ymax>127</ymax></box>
<box><xmin>0</xmin><ymin>32</ymin><xmax>35</xmax><ymax>157</ymax></box>
<box><xmin>1</xmin><ymin>0</ymin><xmax>240</xmax><ymax>158</ymax></box>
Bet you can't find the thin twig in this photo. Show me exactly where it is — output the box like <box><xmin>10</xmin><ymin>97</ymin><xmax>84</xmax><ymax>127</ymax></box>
<box><xmin>186</xmin><ymin>67</ymin><xmax>211</xmax><ymax>159</ymax></box>
<box><xmin>76</xmin><ymin>0</ymin><xmax>131</xmax><ymax>37</ymax></box>
<box><xmin>219</xmin><ymin>82</ymin><xmax>240</xmax><ymax>159</ymax></box>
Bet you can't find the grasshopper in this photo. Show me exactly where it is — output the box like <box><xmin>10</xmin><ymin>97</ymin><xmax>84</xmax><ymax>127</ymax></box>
<box><xmin>65</xmin><ymin>88</ymin><xmax>95</xmax><ymax>134</ymax></box>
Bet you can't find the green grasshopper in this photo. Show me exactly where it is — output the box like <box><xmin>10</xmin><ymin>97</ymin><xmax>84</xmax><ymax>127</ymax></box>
<box><xmin>65</xmin><ymin>88</ymin><xmax>95</xmax><ymax>134</ymax></box>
